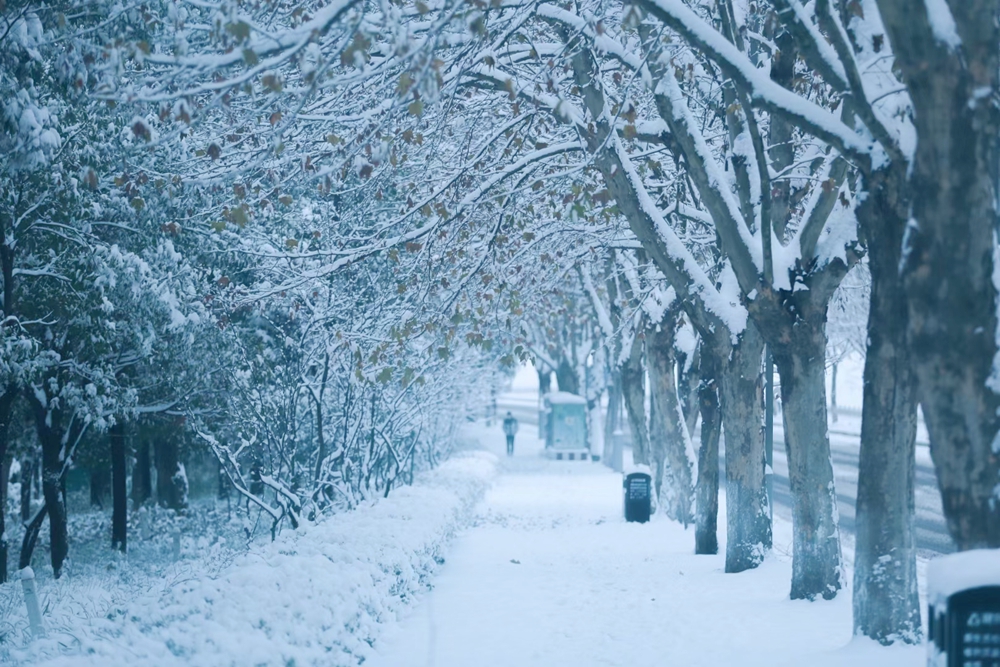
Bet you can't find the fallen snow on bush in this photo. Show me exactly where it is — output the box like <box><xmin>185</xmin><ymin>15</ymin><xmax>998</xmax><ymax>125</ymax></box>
<box><xmin>5</xmin><ymin>449</ymin><xmax>497</xmax><ymax>667</ymax></box>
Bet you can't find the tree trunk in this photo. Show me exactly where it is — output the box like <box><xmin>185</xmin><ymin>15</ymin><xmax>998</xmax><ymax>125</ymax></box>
<box><xmin>695</xmin><ymin>356</ymin><xmax>721</xmax><ymax>555</ymax></box>
<box><xmin>28</xmin><ymin>394</ymin><xmax>68</xmax><ymax>579</ymax></box>
<box><xmin>603</xmin><ymin>375</ymin><xmax>623</xmax><ymax>470</ymax></box>
<box><xmin>20</xmin><ymin>455</ymin><xmax>33</xmax><ymax>523</ymax></box>
<box><xmin>0</xmin><ymin>456</ymin><xmax>8</xmax><ymax>584</ymax></box>
<box><xmin>218</xmin><ymin>462</ymin><xmax>230</xmax><ymax>500</ymax></box>
<box><xmin>132</xmin><ymin>436</ymin><xmax>152</xmax><ymax>507</ymax></box>
<box><xmin>648</xmin><ymin>323</ymin><xmax>694</xmax><ymax>525</ymax></box>
<box><xmin>678</xmin><ymin>346</ymin><xmax>702</xmax><ymax>437</ymax></box>
<box><xmin>155</xmin><ymin>433</ymin><xmax>187</xmax><ymax>511</ymax></box>
<box><xmin>89</xmin><ymin>467</ymin><xmax>109</xmax><ymax>509</ymax></box>
<box><xmin>111</xmin><ymin>420</ymin><xmax>127</xmax><ymax>553</ymax></box>
<box><xmin>718</xmin><ymin>322</ymin><xmax>771</xmax><ymax>573</ymax></box>
<box><xmin>555</xmin><ymin>358</ymin><xmax>580</xmax><ymax>394</ymax></box>
<box><xmin>621</xmin><ymin>333</ymin><xmax>650</xmax><ymax>466</ymax></box>
<box><xmin>773</xmin><ymin>320</ymin><xmax>842</xmax><ymax>600</ymax></box>
<box><xmin>830</xmin><ymin>362</ymin><xmax>838</xmax><ymax>424</ymax></box>
<box><xmin>853</xmin><ymin>167</ymin><xmax>921</xmax><ymax>643</ymax></box>
<box><xmin>18</xmin><ymin>503</ymin><xmax>47</xmax><ymax>571</ymax></box>
<box><xmin>0</xmin><ymin>386</ymin><xmax>14</xmax><ymax>584</ymax></box>
<box><xmin>878</xmin><ymin>0</ymin><xmax>1000</xmax><ymax>552</ymax></box>
<box><xmin>537</xmin><ymin>366</ymin><xmax>551</xmax><ymax>395</ymax></box>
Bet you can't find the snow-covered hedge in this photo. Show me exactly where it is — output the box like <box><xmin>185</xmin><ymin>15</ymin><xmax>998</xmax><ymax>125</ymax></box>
<box><xmin>15</xmin><ymin>450</ymin><xmax>497</xmax><ymax>667</ymax></box>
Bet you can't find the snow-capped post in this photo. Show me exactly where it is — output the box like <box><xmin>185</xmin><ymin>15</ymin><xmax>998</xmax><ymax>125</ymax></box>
<box><xmin>20</xmin><ymin>567</ymin><xmax>44</xmax><ymax>638</ymax></box>
<box><xmin>927</xmin><ymin>550</ymin><xmax>1000</xmax><ymax>667</ymax></box>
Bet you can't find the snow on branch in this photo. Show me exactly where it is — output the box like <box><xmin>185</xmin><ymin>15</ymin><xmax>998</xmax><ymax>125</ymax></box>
<box><xmin>637</xmin><ymin>0</ymin><xmax>873</xmax><ymax>166</ymax></box>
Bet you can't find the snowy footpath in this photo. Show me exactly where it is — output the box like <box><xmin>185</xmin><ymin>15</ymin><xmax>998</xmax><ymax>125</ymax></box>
<box><xmin>368</xmin><ymin>423</ymin><xmax>925</xmax><ymax>667</ymax></box>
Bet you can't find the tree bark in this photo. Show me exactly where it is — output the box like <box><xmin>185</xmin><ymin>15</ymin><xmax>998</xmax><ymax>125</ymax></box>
<box><xmin>718</xmin><ymin>322</ymin><xmax>771</xmax><ymax>573</ymax></box>
<box><xmin>648</xmin><ymin>322</ymin><xmax>694</xmax><ymax>525</ymax></box>
<box><xmin>111</xmin><ymin>420</ymin><xmax>127</xmax><ymax>553</ymax></box>
<box><xmin>18</xmin><ymin>503</ymin><xmax>47</xmax><ymax>570</ymax></box>
<box><xmin>89</xmin><ymin>467</ymin><xmax>109</xmax><ymax>509</ymax></box>
<box><xmin>620</xmin><ymin>333</ymin><xmax>650</xmax><ymax>466</ymax></box>
<box><xmin>28</xmin><ymin>392</ymin><xmax>68</xmax><ymax>579</ymax></box>
<box><xmin>0</xmin><ymin>386</ymin><xmax>14</xmax><ymax>584</ymax></box>
<box><xmin>678</xmin><ymin>347</ymin><xmax>702</xmax><ymax>438</ymax></box>
<box><xmin>537</xmin><ymin>366</ymin><xmax>551</xmax><ymax>395</ymax></box>
<box><xmin>830</xmin><ymin>362</ymin><xmax>838</xmax><ymax>424</ymax></box>
<box><xmin>0</xmin><ymin>456</ymin><xmax>8</xmax><ymax>584</ymax></box>
<box><xmin>20</xmin><ymin>455</ymin><xmax>33</xmax><ymax>523</ymax></box>
<box><xmin>695</xmin><ymin>355</ymin><xmax>721</xmax><ymax>555</ymax></box>
<box><xmin>773</xmin><ymin>317</ymin><xmax>842</xmax><ymax>600</ymax></box>
<box><xmin>603</xmin><ymin>374</ymin><xmax>621</xmax><ymax>467</ymax></box>
<box><xmin>853</xmin><ymin>166</ymin><xmax>921</xmax><ymax>643</ymax></box>
<box><xmin>132</xmin><ymin>435</ymin><xmax>152</xmax><ymax>507</ymax></box>
<box><xmin>155</xmin><ymin>431</ymin><xmax>187</xmax><ymax>511</ymax></box>
<box><xmin>555</xmin><ymin>358</ymin><xmax>580</xmax><ymax>395</ymax></box>
<box><xmin>877</xmin><ymin>0</ymin><xmax>1000</xmax><ymax>551</ymax></box>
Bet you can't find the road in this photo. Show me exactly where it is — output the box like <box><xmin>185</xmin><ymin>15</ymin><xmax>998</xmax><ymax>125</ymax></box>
<box><xmin>496</xmin><ymin>390</ymin><xmax>955</xmax><ymax>557</ymax></box>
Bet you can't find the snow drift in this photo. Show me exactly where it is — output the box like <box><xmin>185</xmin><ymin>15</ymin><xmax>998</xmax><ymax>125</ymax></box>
<box><xmin>14</xmin><ymin>450</ymin><xmax>497</xmax><ymax>667</ymax></box>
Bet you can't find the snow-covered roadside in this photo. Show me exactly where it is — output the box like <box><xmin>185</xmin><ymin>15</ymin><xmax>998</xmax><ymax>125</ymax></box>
<box><xmin>5</xmin><ymin>445</ymin><xmax>497</xmax><ymax>667</ymax></box>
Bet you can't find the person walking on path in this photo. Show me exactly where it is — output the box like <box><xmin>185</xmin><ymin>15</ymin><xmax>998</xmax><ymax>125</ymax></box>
<box><xmin>502</xmin><ymin>412</ymin><xmax>519</xmax><ymax>457</ymax></box>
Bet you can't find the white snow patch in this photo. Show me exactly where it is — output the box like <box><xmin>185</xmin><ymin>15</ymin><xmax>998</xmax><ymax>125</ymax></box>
<box><xmin>923</xmin><ymin>0</ymin><xmax>961</xmax><ymax>49</ymax></box>
<box><xmin>928</xmin><ymin>549</ymin><xmax>1000</xmax><ymax>607</ymax></box>
<box><xmin>20</xmin><ymin>448</ymin><xmax>498</xmax><ymax>667</ymax></box>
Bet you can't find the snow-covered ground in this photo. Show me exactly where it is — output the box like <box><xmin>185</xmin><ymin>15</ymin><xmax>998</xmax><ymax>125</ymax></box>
<box><xmin>1</xmin><ymin>367</ymin><xmax>932</xmax><ymax>666</ymax></box>
<box><xmin>2</xmin><ymin>442</ymin><xmax>497</xmax><ymax>667</ymax></box>
<box><xmin>367</xmin><ymin>419</ymin><xmax>924</xmax><ymax>667</ymax></box>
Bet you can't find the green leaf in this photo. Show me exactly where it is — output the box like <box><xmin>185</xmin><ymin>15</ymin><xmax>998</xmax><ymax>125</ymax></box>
<box><xmin>226</xmin><ymin>20</ymin><xmax>252</xmax><ymax>42</ymax></box>
<box><xmin>231</xmin><ymin>206</ymin><xmax>248</xmax><ymax>228</ymax></box>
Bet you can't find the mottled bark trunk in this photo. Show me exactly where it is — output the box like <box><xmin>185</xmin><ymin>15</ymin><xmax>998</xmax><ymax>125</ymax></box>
<box><xmin>877</xmin><ymin>0</ymin><xmax>1000</xmax><ymax>551</ymax></box>
<box><xmin>111</xmin><ymin>420</ymin><xmax>127</xmax><ymax>553</ymax></box>
<box><xmin>648</xmin><ymin>323</ymin><xmax>694</xmax><ymax>525</ymax></box>
<box><xmin>773</xmin><ymin>321</ymin><xmax>842</xmax><ymax>600</ymax></box>
<box><xmin>853</xmin><ymin>167</ymin><xmax>920</xmax><ymax>643</ymax></box>
<box><xmin>621</xmin><ymin>334</ymin><xmax>650</xmax><ymax>466</ymax></box>
<box><xmin>718</xmin><ymin>323</ymin><xmax>770</xmax><ymax>573</ymax></box>
<box><xmin>695</xmin><ymin>356</ymin><xmax>721</xmax><ymax>555</ymax></box>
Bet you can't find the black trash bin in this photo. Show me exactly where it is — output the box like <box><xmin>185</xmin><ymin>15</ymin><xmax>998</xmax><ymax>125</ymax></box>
<box><xmin>623</xmin><ymin>472</ymin><xmax>651</xmax><ymax>523</ymax></box>
<box><xmin>928</xmin><ymin>550</ymin><xmax>1000</xmax><ymax>667</ymax></box>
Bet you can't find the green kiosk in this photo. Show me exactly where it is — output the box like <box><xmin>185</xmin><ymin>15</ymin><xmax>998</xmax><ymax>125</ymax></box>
<box><xmin>541</xmin><ymin>391</ymin><xmax>593</xmax><ymax>461</ymax></box>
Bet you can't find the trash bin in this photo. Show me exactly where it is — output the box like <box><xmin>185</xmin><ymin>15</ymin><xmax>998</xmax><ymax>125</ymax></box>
<box><xmin>623</xmin><ymin>472</ymin><xmax>651</xmax><ymax>523</ymax></box>
<box><xmin>927</xmin><ymin>549</ymin><xmax>1000</xmax><ymax>667</ymax></box>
